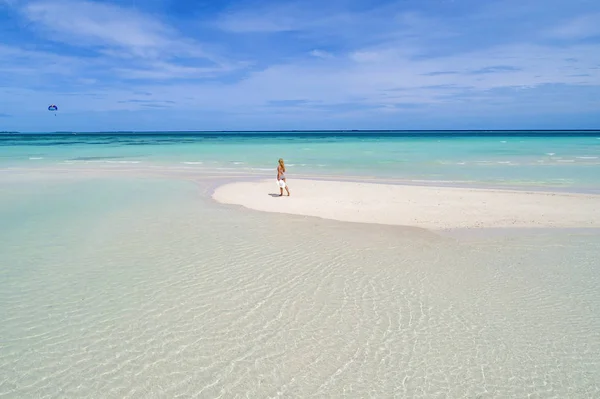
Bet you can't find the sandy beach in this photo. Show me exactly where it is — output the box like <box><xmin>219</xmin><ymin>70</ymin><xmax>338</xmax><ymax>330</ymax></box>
<box><xmin>213</xmin><ymin>179</ymin><xmax>600</xmax><ymax>229</ymax></box>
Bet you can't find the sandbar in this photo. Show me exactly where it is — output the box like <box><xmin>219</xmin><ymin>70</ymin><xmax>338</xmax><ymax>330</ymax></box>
<box><xmin>212</xmin><ymin>179</ymin><xmax>600</xmax><ymax>230</ymax></box>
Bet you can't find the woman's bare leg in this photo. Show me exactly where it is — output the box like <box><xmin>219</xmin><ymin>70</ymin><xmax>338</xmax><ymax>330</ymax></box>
<box><xmin>284</xmin><ymin>179</ymin><xmax>290</xmax><ymax>196</ymax></box>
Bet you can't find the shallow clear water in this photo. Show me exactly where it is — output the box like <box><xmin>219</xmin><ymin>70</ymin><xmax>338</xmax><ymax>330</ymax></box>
<box><xmin>2</xmin><ymin>131</ymin><xmax>600</xmax><ymax>190</ymax></box>
<box><xmin>1</xmin><ymin>172</ymin><xmax>599</xmax><ymax>397</ymax></box>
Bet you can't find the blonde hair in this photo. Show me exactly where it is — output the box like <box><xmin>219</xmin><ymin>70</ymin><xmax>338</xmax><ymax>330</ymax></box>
<box><xmin>278</xmin><ymin>158</ymin><xmax>285</xmax><ymax>172</ymax></box>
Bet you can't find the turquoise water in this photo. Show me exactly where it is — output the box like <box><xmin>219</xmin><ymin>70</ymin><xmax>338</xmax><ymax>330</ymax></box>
<box><xmin>2</xmin><ymin>174</ymin><xmax>599</xmax><ymax>397</ymax></box>
<box><xmin>2</xmin><ymin>131</ymin><xmax>600</xmax><ymax>190</ymax></box>
<box><xmin>2</xmin><ymin>133</ymin><xmax>600</xmax><ymax>396</ymax></box>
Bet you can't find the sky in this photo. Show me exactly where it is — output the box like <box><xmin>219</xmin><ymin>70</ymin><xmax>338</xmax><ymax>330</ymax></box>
<box><xmin>1</xmin><ymin>0</ymin><xmax>599</xmax><ymax>131</ymax></box>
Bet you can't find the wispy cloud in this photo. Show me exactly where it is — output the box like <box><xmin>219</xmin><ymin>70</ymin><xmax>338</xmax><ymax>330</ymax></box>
<box><xmin>0</xmin><ymin>43</ymin><xmax>94</xmax><ymax>90</ymax></box>
<box><xmin>422</xmin><ymin>71</ymin><xmax>459</xmax><ymax>76</ymax></box>
<box><xmin>267</xmin><ymin>99</ymin><xmax>313</xmax><ymax>107</ymax></box>
<box><xmin>309</xmin><ymin>50</ymin><xmax>333</xmax><ymax>59</ymax></box>
<box><xmin>23</xmin><ymin>1</ymin><xmax>192</xmax><ymax>58</ymax></box>
<box><xmin>118</xmin><ymin>99</ymin><xmax>176</xmax><ymax>104</ymax></box>
<box><xmin>216</xmin><ymin>2</ymin><xmax>304</xmax><ymax>33</ymax></box>
<box><xmin>214</xmin><ymin>1</ymin><xmax>369</xmax><ymax>34</ymax></box>
<box><xmin>469</xmin><ymin>66</ymin><xmax>522</xmax><ymax>75</ymax></box>
<box><xmin>113</xmin><ymin>63</ymin><xmax>230</xmax><ymax>80</ymax></box>
<box><xmin>10</xmin><ymin>0</ymin><xmax>238</xmax><ymax>81</ymax></box>
<box><xmin>546</xmin><ymin>13</ymin><xmax>600</xmax><ymax>40</ymax></box>
<box><xmin>214</xmin><ymin>0</ymin><xmax>430</xmax><ymax>46</ymax></box>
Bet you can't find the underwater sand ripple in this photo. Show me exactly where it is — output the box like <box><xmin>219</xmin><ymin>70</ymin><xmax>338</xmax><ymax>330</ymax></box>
<box><xmin>1</xmin><ymin>177</ymin><xmax>600</xmax><ymax>398</ymax></box>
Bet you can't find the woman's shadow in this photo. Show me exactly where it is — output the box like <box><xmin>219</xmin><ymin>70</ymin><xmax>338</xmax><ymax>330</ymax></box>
<box><xmin>268</xmin><ymin>193</ymin><xmax>282</xmax><ymax>197</ymax></box>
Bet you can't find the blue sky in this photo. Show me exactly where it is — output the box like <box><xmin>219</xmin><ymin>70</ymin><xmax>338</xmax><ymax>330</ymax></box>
<box><xmin>1</xmin><ymin>0</ymin><xmax>599</xmax><ymax>131</ymax></box>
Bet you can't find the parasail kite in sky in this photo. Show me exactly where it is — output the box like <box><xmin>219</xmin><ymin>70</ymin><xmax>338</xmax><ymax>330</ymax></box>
<box><xmin>48</xmin><ymin>104</ymin><xmax>58</xmax><ymax>116</ymax></box>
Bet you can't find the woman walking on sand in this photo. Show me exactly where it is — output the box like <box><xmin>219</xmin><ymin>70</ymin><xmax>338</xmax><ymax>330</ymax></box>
<box><xmin>277</xmin><ymin>158</ymin><xmax>291</xmax><ymax>196</ymax></box>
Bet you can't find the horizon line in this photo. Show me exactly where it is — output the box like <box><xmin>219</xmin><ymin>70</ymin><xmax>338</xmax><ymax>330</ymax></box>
<box><xmin>3</xmin><ymin>129</ymin><xmax>600</xmax><ymax>134</ymax></box>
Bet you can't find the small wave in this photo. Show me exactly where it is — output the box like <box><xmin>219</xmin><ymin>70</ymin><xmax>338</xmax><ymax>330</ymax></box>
<box><xmin>69</xmin><ymin>156</ymin><xmax>123</xmax><ymax>161</ymax></box>
<box><xmin>497</xmin><ymin>161</ymin><xmax>511</xmax><ymax>164</ymax></box>
<box><xmin>546</xmin><ymin>153</ymin><xmax>555</xmax><ymax>156</ymax></box>
<box><xmin>410</xmin><ymin>179</ymin><xmax>476</xmax><ymax>184</ymax></box>
<box><xmin>500</xmin><ymin>141</ymin><xmax>507</xmax><ymax>143</ymax></box>
<box><xmin>557</xmin><ymin>160</ymin><xmax>575</xmax><ymax>163</ymax></box>
<box><xmin>232</xmin><ymin>162</ymin><xmax>245</xmax><ymax>165</ymax></box>
<box><xmin>29</xmin><ymin>157</ymin><xmax>43</xmax><ymax>160</ymax></box>
<box><xmin>66</xmin><ymin>160</ymin><xmax>141</xmax><ymax>164</ymax></box>
<box><xmin>182</xmin><ymin>162</ymin><xmax>203</xmax><ymax>165</ymax></box>
<box><xmin>576</xmin><ymin>156</ymin><xmax>598</xmax><ymax>159</ymax></box>
<box><xmin>456</xmin><ymin>162</ymin><xmax>466</xmax><ymax>165</ymax></box>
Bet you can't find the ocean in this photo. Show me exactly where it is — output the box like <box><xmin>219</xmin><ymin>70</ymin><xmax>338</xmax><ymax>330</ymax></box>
<box><xmin>2</xmin><ymin>131</ymin><xmax>600</xmax><ymax>191</ymax></box>
<box><xmin>1</xmin><ymin>131</ymin><xmax>599</xmax><ymax>397</ymax></box>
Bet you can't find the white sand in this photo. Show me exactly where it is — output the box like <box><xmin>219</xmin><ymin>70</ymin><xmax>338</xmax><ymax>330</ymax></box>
<box><xmin>213</xmin><ymin>179</ymin><xmax>600</xmax><ymax>229</ymax></box>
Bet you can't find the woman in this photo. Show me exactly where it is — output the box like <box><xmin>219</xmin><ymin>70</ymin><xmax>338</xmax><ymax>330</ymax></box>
<box><xmin>277</xmin><ymin>158</ymin><xmax>291</xmax><ymax>196</ymax></box>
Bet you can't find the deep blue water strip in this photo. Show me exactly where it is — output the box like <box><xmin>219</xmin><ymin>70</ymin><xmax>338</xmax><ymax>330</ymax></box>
<box><xmin>2</xmin><ymin>130</ymin><xmax>600</xmax><ymax>139</ymax></box>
